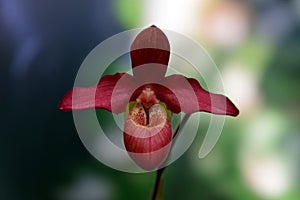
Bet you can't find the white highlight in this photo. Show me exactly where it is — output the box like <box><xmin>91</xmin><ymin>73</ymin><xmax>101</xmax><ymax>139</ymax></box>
<box><xmin>143</xmin><ymin>0</ymin><xmax>199</xmax><ymax>34</ymax></box>
<box><xmin>222</xmin><ymin>63</ymin><xmax>260</xmax><ymax>113</ymax></box>
<box><xmin>242</xmin><ymin>156</ymin><xmax>290</xmax><ymax>198</ymax></box>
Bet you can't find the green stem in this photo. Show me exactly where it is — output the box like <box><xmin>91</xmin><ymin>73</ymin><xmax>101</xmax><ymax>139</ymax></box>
<box><xmin>172</xmin><ymin>114</ymin><xmax>191</xmax><ymax>140</ymax></box>
<box><xmin>151</xmin><ymin>114</ymin><xmax>191</xmax><ymax>200</ymax></box>
<box><xmin>151</xmin><ymin>167</ymin><xmax>166</xmax><ymax>200</ymax></box>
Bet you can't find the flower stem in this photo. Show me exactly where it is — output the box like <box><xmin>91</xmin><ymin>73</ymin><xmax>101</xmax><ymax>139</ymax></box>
<box><xmin>172</xmin><ymin>114</ymin><xmax>191</xmax><ymax>140</ymax></box>
<box><xmin>151</xmin><ymin>114</ymin><xmax>191</xmax><ymax>200</ymax></box>
<box><xmin>151</xmin><ymin>167</ymin><xmax>166</xmax><ymax>200</ymax></box>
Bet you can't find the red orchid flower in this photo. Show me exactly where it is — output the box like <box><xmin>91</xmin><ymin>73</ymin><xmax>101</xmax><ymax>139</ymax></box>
<box><xmin>59</xmin><ymin>25</ymin><xmax>239</xmax><ymax>170</ymax></box>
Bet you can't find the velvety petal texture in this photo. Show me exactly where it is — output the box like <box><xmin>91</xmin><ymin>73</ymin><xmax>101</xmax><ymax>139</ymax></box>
<box><xmin>59</xmin><ymin>73</ymin><xmax>134</xmax><ymax>113</ymax></box>
<box><xmin>130</xmin><ymin>25</ymin><xmax>170</xmax><ymax>76</ymax></box>
<box><xmin>152</xmin><ymin>75</ymin><xmax>239</xmax><ymax>116</ymax></box>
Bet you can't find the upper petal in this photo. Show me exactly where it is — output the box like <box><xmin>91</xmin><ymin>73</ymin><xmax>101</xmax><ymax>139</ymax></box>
<box><xmin>130</xmin><ymin>25</ymin><xmax>170</xmax><ymax>76</ymax></box>
<box><xmin>59</xmin><ymin>73</ymin><xmax>135</xmax><ymax>113</ymax></box>
<box><xmin>153</xmin><ymin>74</ymin><xmax>239</xmax><ymax>116</ymax></box>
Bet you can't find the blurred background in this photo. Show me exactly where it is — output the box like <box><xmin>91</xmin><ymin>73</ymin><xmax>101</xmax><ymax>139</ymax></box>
<box><xmin>1</xmin><ymin>0</ymin><xmax>300</xmax><ymax>199</ymax></box>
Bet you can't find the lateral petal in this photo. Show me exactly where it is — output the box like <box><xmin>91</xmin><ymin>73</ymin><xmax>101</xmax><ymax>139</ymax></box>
<box><xmin>59</xmin><ymin>73</ymin><xmax>135</xmax><ymax>113</ymax></box>
<box><xmin>153</xmin><ymin>74</ymin><xmax>239</xmax><ymax>116</ymax></box>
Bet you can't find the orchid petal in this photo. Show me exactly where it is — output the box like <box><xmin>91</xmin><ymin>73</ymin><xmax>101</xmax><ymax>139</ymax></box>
<box><xmin>130</xmin><ymin>25</ymin><xmax>170</xmax><ymax>76</ymax></box>
<box><xmin>153</xmin><ymin>74</ymin><xmax>239</xmax><ymax>116</ymax></box>
<box><xmin>59</xmin><ymin>73</ymin><xmax>135</xmax><ymax>113</ymax></box>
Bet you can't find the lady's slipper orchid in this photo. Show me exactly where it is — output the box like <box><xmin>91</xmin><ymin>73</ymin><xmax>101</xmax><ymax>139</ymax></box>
<box><xmin>59</xmin><ymin>25</ymin><xmax>239</xmax><ymax>170</ymax></box>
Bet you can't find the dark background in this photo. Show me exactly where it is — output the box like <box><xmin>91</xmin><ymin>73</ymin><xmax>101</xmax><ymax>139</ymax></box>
<box><xmin>1</xmin><ymin>0</ymin><xmax>300</xmax><ymax>199</ymax></box>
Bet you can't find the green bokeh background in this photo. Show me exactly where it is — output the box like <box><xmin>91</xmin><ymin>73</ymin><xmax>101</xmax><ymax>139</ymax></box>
<box><xmin>1</xmin><ymin>0</ymin><xmax>300</xmax><ymax>199</ymax></box>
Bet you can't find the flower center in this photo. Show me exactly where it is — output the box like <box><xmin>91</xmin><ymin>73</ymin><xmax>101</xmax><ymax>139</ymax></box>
<box><xmin>136</xmin><ymin>87</ymin><xmax>160</xmax><ymax>109</ymax></box>
<box><xmin>131</xmin><ymin>87</ymin><xmax>164</xmax><ymax>126</ymax></box>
